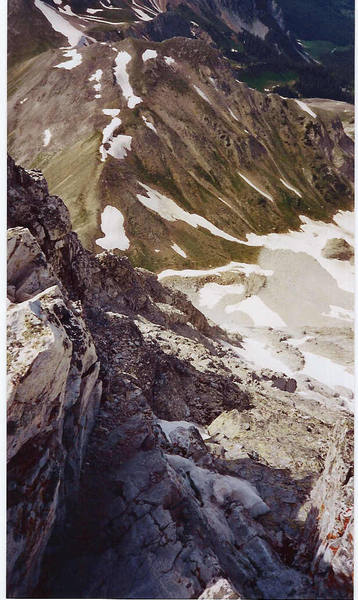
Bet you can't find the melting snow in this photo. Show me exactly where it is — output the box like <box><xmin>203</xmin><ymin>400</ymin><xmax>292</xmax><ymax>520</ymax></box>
<box><xmin>171</xmin><ymin>243</ymin><xmax>187</xmax><ymax>258</ymax></box>
<box><xmin>34</xmin><ymin>0</ymin><xmax>83</xmax><ymax>47</ymax></box>
<box><xmin>142</xmin><ymin>49</ymin><xmax>158</xmax><ymax>62</ymax></box>
<box><xmin>136</xmin><ymin>182</ymin><xmax>243</xmax><ymax>244</ymax></box>
<box><xmin>164</xmin><ymin>56</ymin><xmax>175</xmax><ymax>66</ymax></box>
<box><xmin>113</xmin><ymin>51</ymin><xmax>142</xmax><ymax>109</ymax></box>
<box><xmin>238</xmin><ymin>172</ymin><xmax>273</xmax><ymax>202</ymax></box>
<box><xmin>193</xmin><ymin>85</ymin><xmax>212</xmax><ymax>105</ymax></box>
<box><xmin>142</xmin><ymin>115</ymin><xmax>157</xmax><ymax>133</ymax></box>
<box><xmin>54</xmin><ymin>48</ymin><xmax>82</xmax><ymax>69</ymax></box>
<box><xmin>295</xmin><ymin>100</ymin><xmax>317</xmax><ymax>119</ymax></box>
<box><xmin>96</xmin><ymin>206</ymin><xmax>130</xmax><ymax>251</ymax></box>
<box><xmin>279</xmin><ymin>178</ymin><xmax>302</xmax><ymax>198</ymax></box>
<box><xmin>43</xmin><ymin>129</ymin><xmax>52</xmax><ymax>147</ymax></box>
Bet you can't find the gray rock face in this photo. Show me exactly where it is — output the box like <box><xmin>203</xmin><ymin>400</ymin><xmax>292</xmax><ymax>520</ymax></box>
<box><xmin>321</xmin><ymin>238</ymin><xmax>354</xmax><ymax>261</ymax></box>
<box><xmin>7</xmin><ymin>157</ymin><xmax>353</xmax><ymax>600</ymax></box>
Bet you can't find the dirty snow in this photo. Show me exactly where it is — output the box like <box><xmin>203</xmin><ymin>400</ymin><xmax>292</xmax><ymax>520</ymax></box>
<box><xmin>142</xmin><ymin>49</ymin><xmax>157</xmax><ymax>62</ymax></box>
<box><xmin>136</xmin><ymin>183</ymin><xmax>243</xmax><ymax>244</ymax></box>
<box><xmin>34</xmin><ymin>0</ymin><xmax>83</xmax><ymax>47</ymax></box>
<box><xmin>96</xmin><ymin>206</ymin><xmax>130</xmax><ymax>251</ymax></box>
<box><xmin>142</xmin><ymin>115</ymin><xmax>157</xmax><ymax>133</ymax></box>
<box><xmin>54</xmin><ymin>48</ymin><xmax>82</xmax><ymax>69</ymax></box>
<box><xmin>171</xmin><ymin>243</ymin><xmax>187</xmax><ymax>258</ymax></box>
<box><xmin>295</xmin><ymin>99</ymin><xmax>317</xmax><ymax>119</ymax></box>
<box><xmin>113</xmin><ymin>51</ymin><xmax>142</xmax><ymax>109</ymax></box>
<box><xmin>193</xmin><ymin>85</ymin><xmax>212</xmax><ymax>105</ymax></box>
<box><xmin>238</xmin><ymin>172</ymin><xmax>273</xmax><ymax>202</ymax></box>
<box><xmin>279</xmin><ymin>178</ymin><xmax>302</xmax><ymax>198</ymax></box>
<box><xmin>43</xmin><ymin>129</ymin><xmax>51</xmax><ymax>147</ymax></box>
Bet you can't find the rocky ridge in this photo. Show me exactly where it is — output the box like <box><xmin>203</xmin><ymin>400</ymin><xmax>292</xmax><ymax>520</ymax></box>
<box><xmin>7</xmin><ymin>156</ymin><xmax>353</xmax><ymax>599</ymax></box>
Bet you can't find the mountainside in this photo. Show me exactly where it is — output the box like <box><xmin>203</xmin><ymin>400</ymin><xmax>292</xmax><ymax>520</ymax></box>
<box><xmin>7</xmin><ymin>156</ymin><xmax>353</xmax><ymax>599</ymax></box>
<box><xmin>8</xmin><ymin>0</ymin><xmax>354</xmax><ymax>272</ymax></box>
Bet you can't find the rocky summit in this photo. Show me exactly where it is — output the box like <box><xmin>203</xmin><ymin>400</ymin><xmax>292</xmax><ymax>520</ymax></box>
<box><xmin>7</xmin><ymin>1</ymin><xmax>354</xmax><ymax>599</ymax></box>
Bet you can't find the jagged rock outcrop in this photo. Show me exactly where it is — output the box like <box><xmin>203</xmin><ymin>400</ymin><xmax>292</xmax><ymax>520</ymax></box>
<box><xmin>7</xmin><ymin>157</ymin><xmax>353</xmax><ymax>599</ymax></box>
<box><xmin>297</xmin><ymin>419</ymin><xmax>354</xmax><ymax>598</ymax></box>
<box><xmin>7</xmin><ymin>254</ymin><xmax>102</xmax><ymax>597</ymax></box>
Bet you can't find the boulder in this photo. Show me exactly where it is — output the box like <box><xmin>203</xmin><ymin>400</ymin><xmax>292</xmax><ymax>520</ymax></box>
<box><xmin>321</xmin><ymin>238</ymin><xmax>354</xmax><ymax>261</ymax></box>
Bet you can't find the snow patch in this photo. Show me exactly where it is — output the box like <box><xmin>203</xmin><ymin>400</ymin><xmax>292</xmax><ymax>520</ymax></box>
<box><xmin>102</xmin><ymin>108</ymin><xmax>120</xmax><ymax>117</ymax></box>
<box><xmin>164</xmin><ymin>56</ymin><xmax>175</xmax><ymax>66</ymax></box>
<box><xmin>158</xmin><ymin>262</ymin><xmax>273</xmax><ymax>281</ymax></box>
<box><xmin>302</xmin><ymin>351</ymin><xmax>353</xmax><ymax>392</ymax></box>
<box><xmin>43</xmin><ymin>129</ymin><xmax>51</xmax><ymax>147</ymax></box>
<box><xmin>198</xmin><ymin>283</ymin><xmax>245</xmax><ymax>310</ymax></box>
<box><xmin>89</xmin><ymin>69</ymin><xmax>103</xmax><ymax>94</ymax></box>
<box><xmin>20</xmin><ymin>97</ymin><xmax>28</xmax><ymax>104</ymax></box>
<box><xmin>230</xmin><ymin>338</ymin><xmax>291</xmax><ymax>374</ymax></box>
<box><xmin>225</xmin><ymin>295</ymin><xmax>286</xmax><ymax>328</ymax></box>
<box><xmin>243</xmin><ymin>212</ymin><xmax>354</xmax><ymax>293</ymax></box>
<box><xmin>279</xmin><ymin>178</ymin><xmax>302</xmax><ymax>198</ymax></box>
<box><xmin>142</xmin><ymin>115</ymin><xmax>157</xmax><ymax>133</ymax></box>
<box><xmin>54</xmin><ymin>48</ymin><xmax>82</xmax><ymax>70</ymax></box>
<box><xmin>295</xmin><ymin>99</ymin><xmax>317</xmax><ymax>119</ymax></box>
<box><xmin>136</xmin><ymin>183</ymin><xmax>243</xmax><ymax>244</ymax></box>
<box><xmin>238</xmin><ymin>172</ymin><xmax>273</xmax><ymax>202</ymax></box>
<box><xmin>96</xmin><ymin>206</ymin><xmax>130</xmax><ymax>251</ymax></box>
<box><xmin>228</xmin><ymin>107</ymin><xmax>239</xmax><ymax>122</ymax></box>
<box><xmin>100</xmin><ymin>113</ymin><xmax>131</xmax><ymax>161</ymax></box>
<box><xmin>171</xmin><ymin>243</ymin><xmax>187</xmax><ymax>258</ymax></box>
<box><xmin>113</xmin><ymin>51</ymin><xmax>142</xmax><ymax>109</ymax></box>
<box><xmin>34</xmin><ymin>0</ymin><xmax>84</xmax><ymax>47</ymax></box>
<box><xmin>142</xmin><ymin>49</ymin><xmax>157</xmax><ymax>62</ymax></box>
<box><xmin>322</xmin><ymin>305</ymin><xmax>354</xmax><ymax>322</ymax></box>
<box><xmin>193</xmin><ymin>85</ymin><xmax>212</xmax><ymax>105</ymax></box>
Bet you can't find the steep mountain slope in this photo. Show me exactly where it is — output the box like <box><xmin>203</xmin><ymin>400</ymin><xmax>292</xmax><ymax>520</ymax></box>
<box><xmin>7</xmin><ymin>157</ymin><xmax>353</xmax><ymax>599</ymax></box>
<box><xmin>8</xmin><ymin>1</ymin><xmax>353</xmax><ymax>273</ymax></box>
